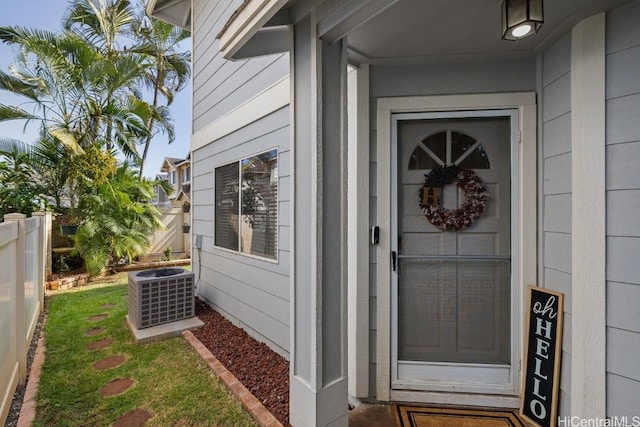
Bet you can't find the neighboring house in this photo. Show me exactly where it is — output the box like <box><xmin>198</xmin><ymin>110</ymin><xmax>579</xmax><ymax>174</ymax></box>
<box><xmin>152</xmin><ymin>173</ymin><xmax>170</xmax><ymax>207</ymax></box>
<box><xmin>149</xmin><ymin>0</ymin><xmax>640</xmax><ymax>426</ymax></box>
<box><xmin>152</xmin><ymin>155</ymin><xmax>192</xmax><ymax>256</ymax></box>
<box><xmin>158</xmin><ymin>155</ymin><xmax>191</xmax><ymax>208</ymax></box>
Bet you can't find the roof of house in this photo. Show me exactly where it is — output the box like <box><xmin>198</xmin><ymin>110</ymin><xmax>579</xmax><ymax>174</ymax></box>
<box><xmin>160</xmin><ymin>156</ymin><xmax>189</xmax><ymax>172</ymax></box>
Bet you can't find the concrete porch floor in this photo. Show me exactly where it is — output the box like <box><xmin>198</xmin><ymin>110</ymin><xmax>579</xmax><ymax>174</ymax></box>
<box><xmin>348</xmin><ymin>403</ymin><xmax>396</xmax><ymax>427</ymax></box>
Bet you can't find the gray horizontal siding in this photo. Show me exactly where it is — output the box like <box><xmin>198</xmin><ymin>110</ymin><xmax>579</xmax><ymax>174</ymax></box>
<box><xmin>544</xmin><ymin>194</ymin><xmax>571</xmax><ymax>233</ymax></box>
<box><xmin>544</xmin><ymin>268</ymin><xmax>572</xmax><ymax>313</ymax></box>
<box><xmin>607</xmin><ymin>141</ymin><xmax>640</xmax><ymax>189</ymax></box>
<box><xmin>607</xmin><ymin>281</ymin><xmax>640</xmax><ymax>332</ymax></box>
<box><xmin>607</xmin><ymin>374</ymin><xmax>640</xmax><ymax>418</ymax></box>
<box><xmin>543</xmin><ymin>232</ymin><xmax>572</xmax><ymax>273</ymax></box>
<box><xmin>192</xmin><ymin>0</ymin><xmax>289</xmax><ymax>132</ymax></box>
<box><xmin>605</xmin><ymin>0</ymin><xmax>640</xmax><ymax>418</ymax></box>
<box><xmin>540</xmin><ymin>32</ymin><xmax>572</xmax><ymax>416</ymax></box>
<box><xmin>367</xmin><ymin>59</ymin><xmax>536</xmax><ymax>398</ymax></box>
<box><xmin>543</xmin><ymin>113</ymin><xmax>571</xmax><ymax>158</ymax></box>
<box><xmin>369</xmin><ymin>59</ymin><xmax>536</xmax><ymax>98</ymax></box>
<box><xmin>193</xmin><ymin>54</ymin><xmax>288</xmax><ymax>131</ymax></box>
<box><xmin>543</xmin><ymin>153</ymin><xmax>572</xmax><ymax>195</ymax></box>
<box><xmin>192</xmin><ymin>106</ymin><xmax>291</xmax><ymax>357</ymax></box>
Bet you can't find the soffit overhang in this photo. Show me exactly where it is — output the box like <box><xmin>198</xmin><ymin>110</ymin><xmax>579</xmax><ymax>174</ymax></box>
<box><xmin>216</xmin><ymin>0</ymin><xmax>633</xmax><ymax>64</ymax></box>
<box><xmin>147</xmin><ymin>0</ymin><xmax>191</xmax><ymax>30</ymax></box>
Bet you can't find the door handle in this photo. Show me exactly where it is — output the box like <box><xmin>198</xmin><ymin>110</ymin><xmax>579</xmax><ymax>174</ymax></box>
<box><xmin>391</xmin><ymin>251</ymin><xmax>397</xmax><ymax>272</ymax></box>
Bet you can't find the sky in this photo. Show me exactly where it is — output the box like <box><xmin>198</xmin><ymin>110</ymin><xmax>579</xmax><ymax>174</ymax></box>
<box><xmin>0</xmin><ymin>0</ymin><xmax>191</xmax><ymax>178</ymax></box>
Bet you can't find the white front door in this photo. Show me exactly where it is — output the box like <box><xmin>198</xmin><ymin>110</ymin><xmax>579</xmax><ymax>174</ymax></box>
<box><xmin>391</xmin><ymin>110</ymin><xmax>520</xmax><ymax>395</ymax></box>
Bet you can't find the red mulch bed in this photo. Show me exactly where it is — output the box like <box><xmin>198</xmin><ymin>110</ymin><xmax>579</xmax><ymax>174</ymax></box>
<box><xmin>193</xmin><ymin>299</ymin><xmax>290</xmax><ymax>426</ymax></box>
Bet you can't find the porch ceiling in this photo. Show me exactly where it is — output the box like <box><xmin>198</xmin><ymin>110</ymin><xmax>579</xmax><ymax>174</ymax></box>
<box><xmin>290</xmin><ymin>0</ymin><xmax>630</xmax><ymax>64</ymax></box>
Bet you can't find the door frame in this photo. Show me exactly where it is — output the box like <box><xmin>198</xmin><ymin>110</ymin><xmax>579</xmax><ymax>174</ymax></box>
<box><xmin>376</xmin><ymin>93</ymin><xmax>537</xmax><ymax>408</ymax></box>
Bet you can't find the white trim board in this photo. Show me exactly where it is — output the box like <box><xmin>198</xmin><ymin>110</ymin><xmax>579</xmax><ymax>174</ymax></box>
<box><xmin>375</xmin><ymin>92</ymin><xmax>537</xmax><ymax>404</ymax></box>
<box><xmin>191</xmin><ymin>76</ymin><xmax>290</xmax><ymax>152</ymax></box>
<box><xmin>347</xmin><ymin>64</ymin><xmax>370</xmax><ymax>398</ymax></box>
<box><xmin>570</xmin><ymin>13</ymin><xmax>606</xmax><ymax>419</ymax></box>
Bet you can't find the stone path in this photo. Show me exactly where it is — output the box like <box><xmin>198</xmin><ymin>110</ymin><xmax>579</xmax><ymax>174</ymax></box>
<box><xmin>101</xmin><ymin>378</ymin><xmax>135</xmax><ymax>397</ymax></box>
<box><xmin>85</xmin><ymin>306</ymin><xmax>152</xmax><ymax>426</ymax></box>
<box><xmin>16</xmin><ymin>301</ymin><xmax>150</xmax><ymax>426</ymax></box>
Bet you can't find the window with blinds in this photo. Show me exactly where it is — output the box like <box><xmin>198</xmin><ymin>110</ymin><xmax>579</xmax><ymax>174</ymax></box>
<box><xmin>214</xmin><ymin>149</ymin><xmax>278</xmax><ymax>260</ymax></box>
<box><xmin>215</xmin><ymin>162</ymin><xmax>239</xmax><ymax>251</ymax></box>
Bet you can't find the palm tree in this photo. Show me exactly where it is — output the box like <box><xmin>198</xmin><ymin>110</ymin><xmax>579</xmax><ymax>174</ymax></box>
<box><xmin>129</xmin><ymin>9</ymin><xmax>191</xmax><ymax>177</ymax></box>
<box><xmin>0</xmin><ymin>26</ymin><xmax>149</xmax><ymax>158</ymax></box>
<box><xmin>63</xmin><ymin>0</ymin><xmax>144</xmax><ymax>152</ymax></box>
<box><xmin>63</xmin><ymin>0</ymin><xmax>134</xmax><ymax>59</ymax></box>
<box><xmin>0</xmin><ymin>0</ymin><xmax>185</xmax><ymax>274</ymax></box>
<box><xmin>63</xmin><ymin>0</ymin><xmax>191</xmax><ymax>177</ymax></box>
<box><xmin>75</xmin><ymin>161</ymin><xmax>164</xmax><ymax>274</ymax></box>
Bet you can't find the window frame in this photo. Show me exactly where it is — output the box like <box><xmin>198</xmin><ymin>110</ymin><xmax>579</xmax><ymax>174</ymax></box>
<box><xmin>213</xmin><ymin>147</ymin><xmax>279</xmax><ymax>263</ymax></box>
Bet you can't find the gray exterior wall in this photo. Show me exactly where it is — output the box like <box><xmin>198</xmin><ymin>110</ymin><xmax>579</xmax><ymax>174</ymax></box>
<box><xmin>192</xmin><ymin>106</ymin><xmax>291</xmax><ymax>357</ymax></box>
<box><xmin>605</xmin><ymin>0</ymin><xmax>640</xmax><ymax>417</ymax></box>
<box><xmin>539</xmin><ymin>33</ymin><xmax>573</xmax><ymax>418</ymax></box>
<box><xmin>191</xmin><ymin>0</ymin><xmax>291</xmax><ymax>357</ymax></box>
<box><xmin>192</xmin><ymin>0</ymin><xmax>288</xmax><ymax>132</ymax></box>
<box><xmin>367</xmin><ymin>60</ymin><xmax>536</xmax><ymax>397</ymax></box>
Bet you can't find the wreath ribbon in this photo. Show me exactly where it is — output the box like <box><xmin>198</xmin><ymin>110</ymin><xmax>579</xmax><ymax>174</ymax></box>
<box><xmin>418</xmin><ymin>165</ymin><xmax>488</xmax><ymax>231</ymax></box>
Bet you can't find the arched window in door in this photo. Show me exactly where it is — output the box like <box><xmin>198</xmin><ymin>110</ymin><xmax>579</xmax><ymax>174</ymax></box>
<box><xmin>408</xmin><ymin>129</ymin><xmax>491</xmax><ymax>170</ymax></box>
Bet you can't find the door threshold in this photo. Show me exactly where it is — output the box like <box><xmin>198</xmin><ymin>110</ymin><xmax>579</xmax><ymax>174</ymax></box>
<box><xmin>389</xmin><ymin>389</ymin><xmax>520</xmax><ymax>409</ymax></box>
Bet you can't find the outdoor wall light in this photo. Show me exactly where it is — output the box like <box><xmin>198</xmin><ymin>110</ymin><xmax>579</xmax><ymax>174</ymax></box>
<box><xmin>502</xmin><ymin>0</ymin><xmax>543</xmax><ymax>40</ymax></box>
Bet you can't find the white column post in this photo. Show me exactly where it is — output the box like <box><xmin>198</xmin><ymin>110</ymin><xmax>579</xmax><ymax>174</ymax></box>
<box><xmin>347</xmin><ymin>64</ymin><xmax>370</xmax><ymax>398</ymax></box>
<box><xmin>290</xmin><ymin>10</ymin><xmax>349</xmax><ymax>427</ymax></box>
<box><xmin>571</xmin><ymin>13</ymin><xmax>606</xmax><ymax>419</ymax></box>
<box><xmin>5</xmin><ymin>213</ymin><xmax>27</xmax><ymax>383</ymax></box>
<box><xmin>33</xmin><ymin>212</ymin><xmax>50</xmax><ymax>311</ymax></box>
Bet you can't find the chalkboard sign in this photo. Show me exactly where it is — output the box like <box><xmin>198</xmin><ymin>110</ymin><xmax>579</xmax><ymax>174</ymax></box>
<box><xmin>521</xmin><ymin>286</ymin><xmax>564</xmax><ymax>427</ymax></box>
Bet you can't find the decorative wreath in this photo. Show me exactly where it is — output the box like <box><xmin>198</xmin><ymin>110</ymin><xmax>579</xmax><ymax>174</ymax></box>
<box><xmin>418</xmin><ymin>165</ymin><xmax>488</xmax><ymax>231</ymax></box>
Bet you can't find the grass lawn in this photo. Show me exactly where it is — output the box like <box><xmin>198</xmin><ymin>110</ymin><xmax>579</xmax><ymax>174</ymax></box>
<box><xmin>35</xmin><ymin>273</ymin><xmax>257</xmax><ymax>426</ymax></box>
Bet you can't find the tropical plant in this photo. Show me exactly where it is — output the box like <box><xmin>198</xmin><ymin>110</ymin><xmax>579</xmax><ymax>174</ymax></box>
<box><xmin>128</xmin><ymin>8</ymin><xmax>191</xmax><ymax>177</ymax></box>
<box><xmin>74</xmin><ymin>162</ymin><xmax>164</xmax><ymax>274</ymax></box>
<box><xmin>0</xmin><ymin>138</ymin><xmax>47</xmax><ymax>217</ymax></box>
<box><xmin>63</xmin><ymin>0</ymin><xmax>191</xmax><ymax>177</ymax></box>
<box><xmin>0</xmin><ymin>0</ymin><xmax>188</xmax><ymax>274</ymax></box>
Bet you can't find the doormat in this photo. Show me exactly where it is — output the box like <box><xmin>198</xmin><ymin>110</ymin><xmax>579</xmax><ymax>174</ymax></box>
<box><xmin>394</xmin><ymin>405</ymin><xmax>527</xmax><ymax>427</ymax></box>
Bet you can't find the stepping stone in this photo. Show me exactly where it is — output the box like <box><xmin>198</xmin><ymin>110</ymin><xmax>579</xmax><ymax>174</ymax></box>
<box><xmin>100</xmin><ymin>377</ymin><xmax>134</xmax><ymax>397</ymax></box>
<box><xmin>93</xmin><ymin>355</ymin><xmax>126</xmax><ymax>371</ymax></box>
<box><xmin>88</xmin><ymin>313</ymin><xmax>108</xmax><ymax>322</ymax></box>
<box><xmin>113</xmin><ymin>408</ymin><xmax>152</xmax><ymax>427</ymax></box>
<box><xmin>85</xmin><ymin>327</ymin><xmax>105</xmax><ymax>336</ymax></box>
<box><xmin>87</xmin><ymin>338</ymin><xmax>113</xmax><ymax>351</ymax></box>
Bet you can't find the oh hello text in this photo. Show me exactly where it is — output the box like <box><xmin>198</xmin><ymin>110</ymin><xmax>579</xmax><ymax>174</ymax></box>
<box><xmin>529</xmin><ymin>295</ymin><xmax>558</xmax><ymax>421</ymax></box>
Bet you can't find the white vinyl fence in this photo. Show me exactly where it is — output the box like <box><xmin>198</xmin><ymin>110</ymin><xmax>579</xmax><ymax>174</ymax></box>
<box><xmin>0</xmin><ymin>212</ymin><xmax>50</xmax><ymax>426</ymax></box>
<box><xmin>149</xmin><ymin>207</ymin><xmax>190</xmax><ymax>256</ymax></box>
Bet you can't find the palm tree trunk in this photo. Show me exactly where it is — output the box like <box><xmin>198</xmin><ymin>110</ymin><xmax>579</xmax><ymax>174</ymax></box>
<box><xmin>139</xmin><ymin>75</ymin><xmax>161</xmax><ymax>179</ymax></box>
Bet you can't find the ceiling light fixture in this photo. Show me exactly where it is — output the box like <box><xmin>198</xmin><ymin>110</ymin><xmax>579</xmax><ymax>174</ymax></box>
<box><xmin>502</xmin><ymin>0</ymin><xmax>543</xmax><ymax>41</ymax></box>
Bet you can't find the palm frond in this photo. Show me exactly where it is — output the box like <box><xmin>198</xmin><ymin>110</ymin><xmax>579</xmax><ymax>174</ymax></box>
<box><xmin>0</xmin><ymin>138</ymin><xmax>32</xmax><ymax>157</ymax></box>
<box><xmin>0</xmin><ymin>70</ymin><xmax>40</xmax><ymax>100</ymax></box>
<box><xmin>0</xmin><ymin>105</ymin><xmax>38</xmax><ymax>123</ymax></box>
<box><xmin>48</xmin><ymin>126</ymin><xmax>85</xmax><ymax>154</ymax></box>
